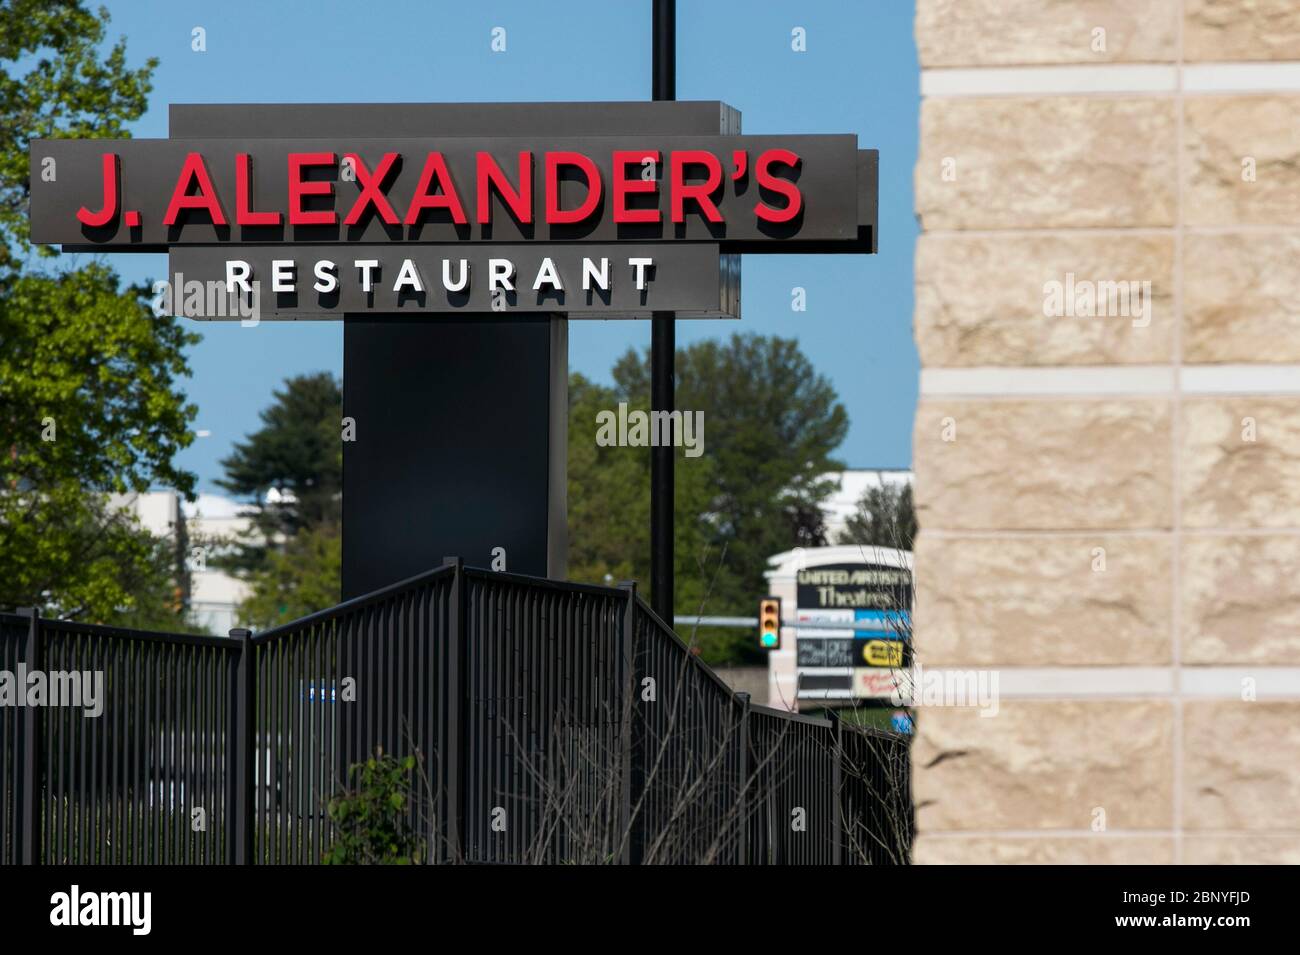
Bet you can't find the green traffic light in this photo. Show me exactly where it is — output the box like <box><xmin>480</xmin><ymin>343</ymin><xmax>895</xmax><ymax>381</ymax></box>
<box><xmin>760</xmin><ymin>631</ymin><xmax>778</xmax><ymax>648</ymax></box>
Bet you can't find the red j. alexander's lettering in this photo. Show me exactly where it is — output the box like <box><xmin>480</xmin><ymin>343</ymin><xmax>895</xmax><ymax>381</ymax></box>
<box><xmin>77</xmin><ymin>152</ymin><xmax>120</xmax><ymax>227</ymax></box>
<box><xmin>236</xmin><ymin>153</ymin><xmax>280</xmax><ymax>226</ymax></box>
<box><xmin>139</xmin><ymin>147</ymin><xmax>807</xmax><ymax>231</ymax></box>
<box><xmin>163</xmin><ymin>152</ymin><xmax>227</xmax><ymax>226</ymax></box>
<box><xmin>288</xmin><ymin>152</ymin><xmax>338</xmax><ymax>226</ymax></box>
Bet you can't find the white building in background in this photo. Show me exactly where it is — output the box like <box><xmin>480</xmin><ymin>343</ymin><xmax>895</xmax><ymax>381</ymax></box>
<box><xmin>118</xmin><ymin>490</ymin><xmax>254</xmax><ymax>636</ymax></box>
<box><xmin>183</xmin><ymin>494</ymin><xmax>254</xmax><ymax>636</ymax></box>
<box><xmin>114</xmin><ymin>473</ymin><xmax>909</xmax><ymax>638</ymax></box>
<box><xmin>821</xmin><ymin>468</ymin><xmax>912</xmax><ymax>542</ymax></box>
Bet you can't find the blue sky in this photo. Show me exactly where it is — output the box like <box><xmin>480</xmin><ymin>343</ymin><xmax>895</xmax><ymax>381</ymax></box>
<box><xmin>85</xmin><ymin>0</ymin><xmax>919</xmax><ymax>493</ymax></box>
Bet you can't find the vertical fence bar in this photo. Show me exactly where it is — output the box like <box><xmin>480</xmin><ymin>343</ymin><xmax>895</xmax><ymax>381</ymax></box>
<box><xmin>442</xmin><ymin>557</ymin><xmax>464</xmax><ymax>862</ymax></box>
<box><xmin>831</xmin><ymin>716</ymin><xmax>843</xmax><ymax>865</ymax></box>
<box><xmin>735</xmin><ymin>691</ymin><xmax>750</xmax><ymax>866</ymax></box>
<box><xmin>229</xmin><ymin>628</ymin><xmax>254</xmax><ymax>864</ymax></box>
<box><xmin>617</xmin><ymin>581</ymin><xmax>638</xmax><ymax>865</ymax></box>
<box><xmin>19</xmin><ymin>607</ymin><xmax>42</xmax><ymax>865</ymax></box>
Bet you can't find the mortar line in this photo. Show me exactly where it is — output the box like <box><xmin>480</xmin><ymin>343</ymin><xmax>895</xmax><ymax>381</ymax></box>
<box><xmin>1172</xmin><ymin>0</ymin><xmax>1187</xmax><ymax>867</ymax></box>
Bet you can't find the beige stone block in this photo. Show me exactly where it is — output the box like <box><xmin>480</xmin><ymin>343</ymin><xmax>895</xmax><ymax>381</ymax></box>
<box><xmin>915</xmin><ymin>834</ymin><xmax>1176</xmax><ymax>865</ymax></box>
<box><xmin>1184</xmin><ymin>835</ymin><xmax>1300</xmax><ymax>864</ymax></box>
<box><xmin>1180</xmin><ymin>397</ymin><xmax>1300</xmax><ymax>528</ymax></box>
<box><xmin>916</xmin><ymin>233</ymin><xmax>1174</xmax><ymax>366</ymax></box>
<box><xmin>1185</xmin><ymin>0</ymin><xmax>1300</xmax><ymax>62</ymax></box>
<box><xmin>1182</xmin><ymin>534</ymin><xmax>1300</xmax><ymax>664</ymax></box>
<box><xmin>915</xmin><ymin>533</ymin><xmax>1172</xmax><ymax>666</ymax></box>
<box><xmin>917</xmin><ymin>0</ymin><xmax>1178</xmax><ymax>67</ymax></box>
<box><xmin>917</xmin><ymin>98</ymin><xmax>1177</xmax><ymax>230</ymax></box>
<box><xmin>914</xmin><ymin>701</ymin><xmax>1174</xmax><ymax>829</ymax></box>
<box><xmin>914</xmin><ymin>399</ymin><xmax>1173</xmax><ymax>531</ymax></box>
<box><xmin>1184</xmin><ymin>701</ymin><xmax>1300</xmax><ymax>830</ymax></box>
<box><xmin>1185</xmin><ymin>97</ymin><xmax>1300</xmax><ymax>227</ymax></box>
<box><xmin>1184</xmin><ymin>232</ymin><xmax>1300</xmax><ymax>363</ymax></box>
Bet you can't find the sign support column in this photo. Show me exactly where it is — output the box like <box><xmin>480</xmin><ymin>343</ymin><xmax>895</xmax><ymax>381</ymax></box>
<box><xmin>650</xmin><ymin>0</ymin><xmax>676</xmax><ymax>625</ymax></box>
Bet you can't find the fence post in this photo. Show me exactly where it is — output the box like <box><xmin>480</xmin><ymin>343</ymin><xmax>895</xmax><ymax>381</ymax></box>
<box><xmin>229</xmin><ymin>628</ymin><xmax>254</xmax><ymax>864</ymax></box>
<box><xmin>18</xmin><ymin>607</ymin><xmax>42</xmax><ymax>865</ymax></box>
<box><xmin>735</xmin><ymin>691</ymin><xmax>751</xmax><ymax>866</ymax></box>
<box><xmin>616</xmin><ymin>581</ymin><xmax>639</xmax><ymax>865</ymax></box>
<box><xmin>831</xmin><ymin>713</ymin><xmax>843</xmax><ymax>866</ymax></box>
<box><xmin>442</xmin><ymin>556</ymin><xmax>465</xmax><ymax>862</ymax></box>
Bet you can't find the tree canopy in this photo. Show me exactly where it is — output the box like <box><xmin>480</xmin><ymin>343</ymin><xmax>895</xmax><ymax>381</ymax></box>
<box><xmin>1</xmin><ymin>6</ymin><xmax>196</xmax><ymax>625</ymax></box>
<box><xmin>216</xmin><ymin>371</ymin><xmax>343</xmax><ymax>569</ymax></box>
<box><xmin>570</xmin><ymin>332</ymin><xmax>848</xmax><ymax>663</ymax></box>
<box><xmin>215</xmin><ymin>373</ymin><xmax>343</xmax><ymax>620</ymax></box>
<box><xmin>0</xmin><ymin>0</ymin><xmax>156</xmax><ymax>274</ymax></box>
<box><xmin>836</xmin><ymin>480</ymin><xmax>916</xmax><ymax>552</ymax></box>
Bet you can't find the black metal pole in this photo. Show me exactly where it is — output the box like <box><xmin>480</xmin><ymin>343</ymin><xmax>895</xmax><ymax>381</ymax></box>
<box><xmin>650</xmin><ymin>0</ymin><xmax>675</xmax><ymax>625</ymax></box>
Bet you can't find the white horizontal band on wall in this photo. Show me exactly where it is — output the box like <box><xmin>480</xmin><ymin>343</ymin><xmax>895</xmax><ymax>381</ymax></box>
<box><xmin>914</xmin><ymin>666</ymin><xmax>1173</xmax><ymax>699</ymax></box>
<box><xmin>920</xmin><ymin>365</ymin><xmax>1300</xmax><ymax>397</ymax></box>
<box><xmin>1181</xmin><ymin>365</ymin><xmax>1300</xmax><ymax>394</ymax></box>
<box><xmin>911</xmin><ymin>667</ymin><xmax>1300</xmax><ymax>699</ymax></box>
<box><xmin>1180</xmin><ymin>667</ymin><xmax>1300</xmax><ymax>698</ymax></box>
<box><xmin>922</xmin><ymin>62</ymin><xmax>1300</xmax><ymax>97</ymax></box>
<box><xmin>921</xmin><ymin>65</ymin><xmax>1178</xmax><ymax>96</ymax></box>
<box><xmin>1183</xmin><ymin>62</ymin><xmax>1300</xmax><ymax>92</ymax></box>
<box><xmin>920</xmin><ymin>366</ymin><xmax>1175</xmax><ymax>396</ymax></box>
<box><xmin>918</xmin><ymin>829</ymin><xmax>1300</xmax><ymax>839</ymax></box>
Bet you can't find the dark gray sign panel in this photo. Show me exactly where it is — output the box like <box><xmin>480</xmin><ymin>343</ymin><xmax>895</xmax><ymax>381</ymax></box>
<box><xmin>341</xmin><ymin>316</ymin><xmax>556</xmax><ymax>596</ymax></box>
<box><xmin>168</xmin><ymin>101</ymin><xmax>743</xmax><ymax>139</ymax></box>
<box><xmin>166</xmin><ymin>243</ymin><xmax>739</xmax><ymax>318</ymax></box>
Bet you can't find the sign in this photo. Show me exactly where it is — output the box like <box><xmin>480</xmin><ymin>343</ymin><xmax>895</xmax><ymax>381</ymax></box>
<box><xmin>798</xmin><ymin>634</ymin><xmax>905</xmax><ymax>669</ymax></box>
<box><xmin>790</xmin><ymin>554</ymin><xmax>913</xmax><ymax>701</ymax></box>
<box><xmin>796</xmin><ymin>563</ymin><xmax>912</xmax><ymax>612</ymax></box>
<box><xmin>32</xmin><ymin>135</ymin><xmax>872</xmax><ymax>248</ymax></box>
<box><xmin>797</xmin><ymin>637</ymin><xmax>854</xmax><ymax>668</ymax></box>
<box><xmin>860</xmin><ymin>638</ymin><xmax>904</xmax><ymax>668</ymax></box>
<box><xmin>166</xmin><ymin>243</ymin><xmax>739</xmax><ymax>319</ymax></box>
<box><xmin>854</xmin><ymin>669</ymin><xmax>904</xmax><ymax>700</ymax></box>
<box><xmin>30</xmin><ymin>105</ymin><xmax>876</xmax><ymax>319</ymax></box>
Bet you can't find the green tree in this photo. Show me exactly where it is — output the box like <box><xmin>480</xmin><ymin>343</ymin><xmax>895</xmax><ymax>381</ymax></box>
<box><xmin>836</xmin><ymin>481</ymin><xmax>916</xmax><ymax>551</ymax></box>
<box><xmin>0</xmin><ymin>3</ymin><xmax>191</xmax><ymax>626</ymax></box>
<box><xmin>567</xmin><ymin>371</ymin><xmax>723</xmax><ymax>609</ymax></box>
<box><xmin>235</xmin><ymin>524</ymin><xmax>341</xmax><ymax>630</ymax></box>
<box><xmin>0</xmin><ymin>482</ymin><xmax>189</xmax><ymax>626</ymax></box>
<box><xmin>569</xmin><ymin>333</ymin><xmax>848</xmax><ymax>663</ymax></box>
<box><xmin>0</xmin><ymin>268</ymin><xmax>198</xmax><ymax>623</ymax></box>
<box><xmin>216</xmin><ymin>372</ymin><xmax>342</xmax><ymax>571</ymax></box>
<box><xmin>1</xmin><ymin>0</ymin><xmax>156</xmax><ymax>273</ymax></box>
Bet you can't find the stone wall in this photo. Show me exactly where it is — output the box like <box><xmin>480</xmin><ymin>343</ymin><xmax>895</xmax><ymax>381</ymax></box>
<box><xmin>912</xmin><ymin>0</ymin><xmax>1300</xmax><ymax>864</ymax></box>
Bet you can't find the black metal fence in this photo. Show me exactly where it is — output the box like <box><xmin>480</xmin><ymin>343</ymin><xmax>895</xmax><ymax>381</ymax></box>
<box><xmin>0</xmin><ymin>560</ymin><xmax>910</xmax><ymax>865</ymax></box>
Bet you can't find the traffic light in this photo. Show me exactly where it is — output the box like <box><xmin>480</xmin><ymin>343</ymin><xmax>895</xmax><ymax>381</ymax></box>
<box><xmin>758</xmin><ymin>596</ymin><xmax>782</xmax><ymax>650</ymax></box>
